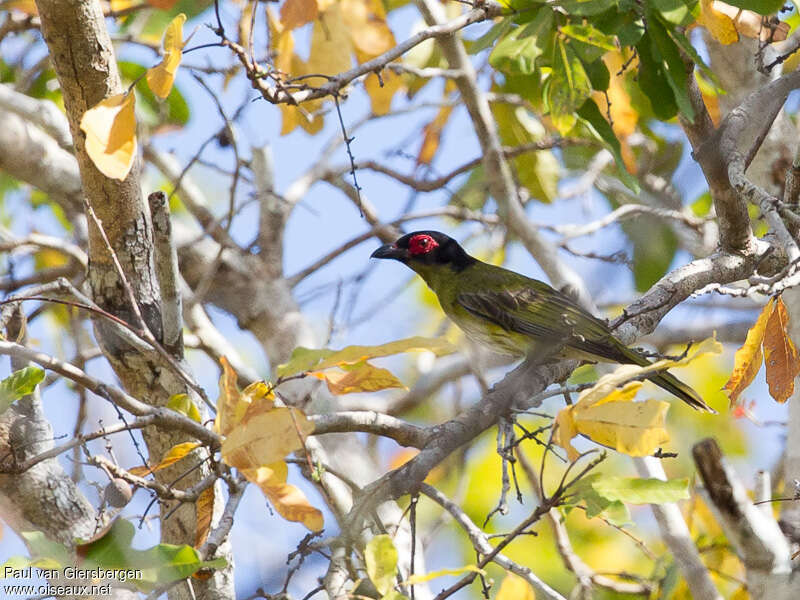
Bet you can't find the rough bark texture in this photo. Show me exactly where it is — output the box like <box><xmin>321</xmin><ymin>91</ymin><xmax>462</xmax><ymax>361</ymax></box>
<box><xmin>31</xmin><ymin>2</ymin><xmax>232</xmax><ymax>598</ymax></box>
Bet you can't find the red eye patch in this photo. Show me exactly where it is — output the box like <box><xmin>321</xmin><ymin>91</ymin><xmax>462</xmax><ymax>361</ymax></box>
<box><xmin>408</xmin><ymin>234</ymin><xmax>439</xmax><ymax>255</ymax></box>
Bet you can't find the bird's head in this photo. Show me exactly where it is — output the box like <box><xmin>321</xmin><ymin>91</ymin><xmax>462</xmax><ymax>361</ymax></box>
<box><xmin>371</xmin><ymin>231</ymin><xmax>475</xmax><ymax>271</ymax></box>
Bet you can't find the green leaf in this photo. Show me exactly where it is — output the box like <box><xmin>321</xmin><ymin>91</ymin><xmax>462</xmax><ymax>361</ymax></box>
<box><xmin>276</xmin><ymin>336</ymin><xmax>456</xmax><ymax>377</ymax></box>
<box><xmin>491</xmin><ymin>102</ymin><xmax>560</xmax><ymax>203</ymax></box>
<box><xmin>624</xmin><ymin>206</ymin><xmax>678</xmax><ymax>291</ymax></box>
<box><xmin>130</xmin><ymin>0</ymin><xmax>212</xmax><ymax>39</ymax></box>
<box><xmin>468</xmin><ymin>18</ymin><xmax>514</xmax><ymax>54</ymax></box>
<box><xmin>591</xmin><ymin>477</ymin><xmax>690</xmax><ymax>504</ymax></box>
<box><xmin>691</xmin><ymin>191</ymin><xmax>713</xmax><ymax>216</ymax></box>
<box><xmin>647</xmin><ymin>14</ymin><xmax>695</xmax><ymax>120</ymax></box>
<box><xmin>0</xmin><ymin>367</ymin><xmax>45</xmax><ymax>414</ymax></box>
<box><xmin>617</xmin><ymin>19</ymin><xmax>645</xmax><ymax>46</ymax></box>
<box><xmin>669</xmin><ymin>29</ymin><xmax>722</xmax><ymax>89</ymax></box>
<box><xmin>489</xmin><ymin>9</ymin><xmax>554</xmax><ymax>75</ymax></box>
<box><xmin>365</xmin><ymin>534</ymin><xmax>398</xmax><ymax>596</ymax></box>
<box><xmin>77</xmin><ymin>519</ymin><xmax>226</xmax><ymax>591</ymax></box>
<box><xmin>547</xmin><ymin>38</ymin><xmax>593</xmax><ymax>134</ymax></box>
<box><xmin>718</xmin><ymin>0</ymin><xmax>784</xmax><ymax>15</ymax></box>
<box><xmin>452</xmin><ymin>164</ymin><xmax>487</xmax><ymax>210</ymax></box>
<box><xmin>560</xmin><ymin>24</ymin><xmax>617</xmax><ymax>51</ymax></box>
<box><xmin>649</xmin><ymin>0</ymin><xmax>696</xmax><ymax>26</ymax></box>
<box><xmin>583</xmin><ymin>58</ymin><xmax>610</xmax><ymax>91</ymax></box>
<box><xmin>167</xmin><ymin>393</ymin><xmax>201</xmax><ymax>422</ymax></box>
<box><xmin>569</xmin><ymin>476</ymin><xmax>631</xmax><ymax>525</ymax></box>
<box><xmin>576</xmin><ymin>98</ymin><xmax>639</xmax><ymax>192</ymax></box>
<box><xmin>559</xmin><ymin>0</ymin><xmax>619</xmax><ymax>16</ymax></box>
<box><xmin>119</xmin><ymin>62</ymin><xmax>190</xmax><ymax>128</ymax></box>
<box><xmin>635</xmin><ymin>32</ymin><xmax>678</xmax><ymax>120</ymax></box>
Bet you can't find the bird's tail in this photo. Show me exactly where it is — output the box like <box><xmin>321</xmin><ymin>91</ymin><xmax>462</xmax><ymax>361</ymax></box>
<box><xmin>646</xmin><ymin>370</ymin><xmax>716</xmax><ymax>413</ymax></box>
<box><xmin>615</xmin><ymin>343</ymin><xmax>716</xmax><ymax>413</ymax></box>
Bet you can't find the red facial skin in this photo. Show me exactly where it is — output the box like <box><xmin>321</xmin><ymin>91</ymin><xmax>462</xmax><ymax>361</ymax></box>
<box><xmin>408</xmin><ymin>234</ymin><xmax>439</xmax><ymax>256</ymax></box>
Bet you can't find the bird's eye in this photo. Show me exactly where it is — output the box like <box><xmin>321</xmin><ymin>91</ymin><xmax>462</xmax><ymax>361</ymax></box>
<box><xmin>408</xmin><ymin>234</ymin><xmax>439</xmax><ymax>255</ymax></box>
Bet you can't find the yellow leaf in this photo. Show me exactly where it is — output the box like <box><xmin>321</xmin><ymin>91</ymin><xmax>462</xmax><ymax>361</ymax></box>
<box><xmin>365</xmin><ymin>534</ymin><xmax>398</xmax><ymax>595</ymax></box>
<box><xmin>5</xmin><ymin>0</ymin><xmax>37</xmax><ymax>15</ymax></box>
<box><xmin>496</xmin><ymin>573</ymin><xmax>535</xmax><ymax>600</ymax></box>
<box><xmin>553</xmin><ymin>404</ymin><xmax>581</xmax><ymax>461</ymax></box>
<box><xmin>128</xmin><ymin>441</ymin><xmax>201</xmax><ymax>477</ymax></box>
<box><xmin>730</xmin><ymin>585</ymin><xmax>750</xmax><ymax>600</ymax></box>
<box><xmin>146</xmin><ymin>13</ymin><xmax>187</xmax><ymax>99</ymax></box>
<box><xmin>280</xmin><ymin>99</ymin><xmax>325</xmax><ymax>136</ymax></box>
<box><xmin>570</xmin><ymin>398</ymin><xmax>671</xmax><ymax>457</ymax></box>
<box><xmin>696</xmin><ymin>73</ymin><xmax>721</xmax><ymax>126</ymax></box>
<box><xmin>276</xmin><ymin>50</ymin><xmax>325</xmax><ymax>136</ymax></box>
<box><xmin>167</xmin><ymin>393</ymin><xmax>201</xmax><ymax>423</ymax></box>
<box><xmin>79</xmin><ymin>92</ymin><xmax>137</xmax><ymax>181</ymax></box>
<box><xmin>592</xmin><ymin>51</ymin><xmax>638</xmax><ymax>174</ymax></box>
<box><xmin>553</xmin><ymin>340</ymin><xmax>721</xmax><ymax>458</ymax></box>
<box><xmin>311</xmin><ymin>361</ymin><xmax>406</xmax><ymax>395</ymax></box>
<box><xmin>242</xmin><ymin>463</ymin><xmax>324</xmax><ymax>531</ymax></box>
<box><xmin>280</xmin><ymin>0</ymin><xmax>318</xmax><ymax>30</ymax></box>
<box><xmin>763</xmin><ymin>296</ymin><xmax>800</xmax><ymax>403</ymax></box>
<box><xmin>704</xmin><ymin>1</ymin><xmax>789</xmax><ymax>42</ymax></box>
<box><xmin>577</xmin><ymin>337</ymin><xmax>722</xmax><ymax>408</ymax></box>
<box><xmin>221</xmin><ymin>407</ymin><xmax>314</xmax><ymax>469</ymax></box>
<box><xmin>215</xmin><ymin>356</ymin><xmax>240</xmax><ymax>436</ymax></box>
<box><xmin>308</xmin><ymin>3</ymin><xmax>352</xmax><ymax>78</ymax></box>
<box><xmin>34</xmin><ymin>248</ymin><xmax>69</xmax><ymax>270</ymax></box>
<box><xmin>267</xmin><ymin>8</ymin><xmax>295</xmax><ymax>75</ymax></box>
<box><xmin>341</xmin><ymin>0</ymin><xmax>395</xmax><ymax>61</ymax></box>
<box><xmin>195</xmin><ymin>486</ymin><xmax>214</xmax><ymax>548</ymax></box>
<box><xmin>555</xmin><ymin>381</ymin><xmax>671</xmax><ymax>460</ymax></box>
<box><xmin>363</xmin><ymin>69</ymin><xmax>404</xmax><ymax>116</ymax></box>
<box><xmin>238</xmin><ymin>1</ymin><xmax>254</xmax><ymax>47</ymax></box>
<box><xmin>697</xmin><ymin>0</ymin><xmax>739</xmax><ymax>45</ymax></box>
<box><xmin>404</xmin><ymin>565</ymin><xmax>485</xmax><ymax>584</ymax></box>
<box><xmin>724</xmin><ymin>298</ymin><xmax>774</xmax><ymax>404</ymax></box>
<box><xmin>417</xmin><ymin>103</ymin><xmax>454</xmax><ymax>165</ymax></box>
<box><xmin>277</xmin><ymin>336</ymin><xmax>456</xmax><ymax>377</ymax></box>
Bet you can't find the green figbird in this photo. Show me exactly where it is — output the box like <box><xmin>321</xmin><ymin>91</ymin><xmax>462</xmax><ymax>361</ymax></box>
<box><xmin>371</xmin><ymin>231</ymin><xmax>713</xmax><ymax>412</ymax></box>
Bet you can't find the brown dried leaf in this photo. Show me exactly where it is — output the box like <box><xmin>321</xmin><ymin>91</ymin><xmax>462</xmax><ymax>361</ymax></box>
<box><xmin>195</xmin><ymin>486</ymin><xmax>214</xmax><ymax>548</ymax></box>
<box><xmin>311</xmin><ymin>361</ymin><xmax>406</xmax><ymax>395</ymax></box>
<box><xmin>724</xmin><ymin>297</ymin><xmax>774</xmax><ymax>404</ymax></box>
<box><xmin>417</xmin><ymin>104</ymin><xmax>453</xmax><ymax>166</ymax></box>
<box><xmin>763</xmin><ymin>296</ymin><xmax>800</xmax><ymax>403</ymax></box>
<box><xmin>280</xmin><ymin>0</ymin><xmax>318</xmax><ymax>30</ymax></box>
<box><xmin>242</xmin><ymin>463</ymin><xmax>324</xmax><ymax>531</ymax></box>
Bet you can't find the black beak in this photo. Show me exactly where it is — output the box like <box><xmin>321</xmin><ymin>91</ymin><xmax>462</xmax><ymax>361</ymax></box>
<box><xmin>371</xmin><ymin>243</ymin><xmax>406</xmax><ymax>260</ymax></box>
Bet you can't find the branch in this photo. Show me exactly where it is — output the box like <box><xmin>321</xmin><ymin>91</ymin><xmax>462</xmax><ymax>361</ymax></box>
<box><xmin>516</xmin><ymin>450</ymin><xmax>651</xmax><ymax>596</ymax></box>
<box><xmin>0</xmin><ymin>340</ymin><xmax>219</xmax><ymax>448</ymax></box>
<box><xmin>728</xmin><ymin>153</ymin><xmax>800</xmax><ymax>262</ymax></box>
<box><xmin>223</xmin><ymin>1</ymin><xmax>504</xmax><ymax>105</ymax></box>
<box><xmin>419</xmin><ymin>483</ymin><xmax>567</xmax><ymax>600</ymax></box>
<box><xmin>634</xmin><ymin>457</ymin><xmax>722</xmax><ymax>600</ymax></box>
<box><xmin>693</xmin><ymin>439</ymin><xmax>793</xmax><ymax>600</ymax></box>
<box><xmin>309</xmin><ymin>412</ymin><xmax>430</xmax><ymax>448</ymax></box>
<box><xmin>0</xmin><ymin>83</ymin><xmax>72</xmax><ymax>149</ymax></box>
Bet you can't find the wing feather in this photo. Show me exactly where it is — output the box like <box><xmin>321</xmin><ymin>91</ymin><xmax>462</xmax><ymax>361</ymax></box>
<box><xmin>456</xmin><ymin>288</ymin><xmax>630</xmax><ymax>363</ymax></box>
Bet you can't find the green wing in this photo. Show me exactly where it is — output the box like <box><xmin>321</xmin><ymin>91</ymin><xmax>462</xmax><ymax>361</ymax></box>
<box><xmin>456</xmin><ymin>286</ymin><xmax>630</xmax><ymax>363</ymax></box>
